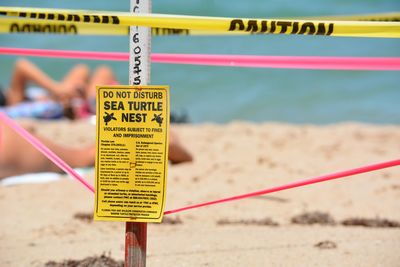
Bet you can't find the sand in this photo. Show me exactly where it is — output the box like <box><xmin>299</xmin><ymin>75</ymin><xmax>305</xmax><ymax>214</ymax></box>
<box><xmin>1</xmin><ymin>119</ymin><xmax>400</xmax><ymax>266</ymax></box>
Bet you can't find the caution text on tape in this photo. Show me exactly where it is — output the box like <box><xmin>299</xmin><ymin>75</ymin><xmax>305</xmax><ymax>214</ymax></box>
<box><xmin>1</xmin><ymin>6</ymin><xmax>400</xmax><ymax>38</ymax></box>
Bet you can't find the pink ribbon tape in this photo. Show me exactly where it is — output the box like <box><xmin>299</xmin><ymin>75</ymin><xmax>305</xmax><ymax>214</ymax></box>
<box><xmin>1</xmin><ymin>112</ymin><xmax>398</xmax><ymax>214</ymax></box>
<box><xmin>164</xmin><ymin>159</ymin><xmax>400</xmax><ymax>214</ymax></box>
<box><xmin>1</xmin><ymin>47</ymin><xmax>400</xmax><ymax>70</ymax></box>
<box><xmin>0</xmin><ymin>112</ymin><xmax>95</xmax><ymax>193</ymax></box>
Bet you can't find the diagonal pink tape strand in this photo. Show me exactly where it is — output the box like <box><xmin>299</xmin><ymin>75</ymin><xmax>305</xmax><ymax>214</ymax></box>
<box><xmin>163</xmin><ymin>158</ymin><xmax>400</xmax><ymax>214</ymax></box>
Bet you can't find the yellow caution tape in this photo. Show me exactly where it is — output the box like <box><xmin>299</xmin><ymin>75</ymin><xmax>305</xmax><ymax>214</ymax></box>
<box><xmin>1</xmin><ymin>12</ymin><xmax>400</xmax><ymax>36</ymax></box>
<box><xmin>0</xmin><ymin>17</ymin><xmax>129</xmax><ymax>35</ymax></box>
<box><xmin>0</xmin><ymin>17</ymin><xmax>222</xmax><ymax>36</ymax></box>
<box><xmin>308</xmin><ymin>12</ymin><xmax>400</xmax><ymax>22</ymax></box>
<box><xmin>0</xmin><ymin>6</ymin><xmax>399</xmax><ymax>38</ymax></box>
<box><xmin>0</xmin><ymin>17</ymin><xmax>121</xmax><ymax>35</ymax></box>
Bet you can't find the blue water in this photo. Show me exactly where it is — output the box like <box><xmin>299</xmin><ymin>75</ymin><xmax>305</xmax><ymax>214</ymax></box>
<box><xmin>1</xmin><ymin>0</ymin><xmax>399</xmax><ymax>124</ymax></box>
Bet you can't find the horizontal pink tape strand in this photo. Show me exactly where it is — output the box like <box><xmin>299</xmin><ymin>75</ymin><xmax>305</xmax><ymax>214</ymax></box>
<box><xmin>1</xmin><ymin>47</ymin><xmax>400</xmax><ymax>70</ymax></box>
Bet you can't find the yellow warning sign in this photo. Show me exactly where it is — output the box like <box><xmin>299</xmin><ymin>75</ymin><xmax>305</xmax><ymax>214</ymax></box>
<box><xmin>94</xmin><ymin>85</ymin><xmax>169</xmax><ymax>223</ymax></box>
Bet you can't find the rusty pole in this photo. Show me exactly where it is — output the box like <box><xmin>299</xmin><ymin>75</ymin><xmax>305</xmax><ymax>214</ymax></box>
<box><xmin>125</xmin><ymin>222</ymin><xmax>147</xmax><ymax>267</ymax></box>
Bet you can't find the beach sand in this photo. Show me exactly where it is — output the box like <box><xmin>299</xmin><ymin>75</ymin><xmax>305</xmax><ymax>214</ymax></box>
<box><xmin>1</xmin><ymin>120</ymin><xmax>399</xmax><ymax>266</ymax></box>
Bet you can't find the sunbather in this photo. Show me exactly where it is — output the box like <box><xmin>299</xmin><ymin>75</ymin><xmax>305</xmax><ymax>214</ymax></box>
<box><xmin>0</xmin><ymin>58</ymin><xmax>115</xmax><ymax>119</ymax></box>
<box><xmin>0</xmin><ymin>119</ymin><xmax>192</xmax><ymax>179</ymax></box>
<box><xmin>0</xmin><ymin>59</ymin><xmax>193</xmax><ymax>179</ymax></box>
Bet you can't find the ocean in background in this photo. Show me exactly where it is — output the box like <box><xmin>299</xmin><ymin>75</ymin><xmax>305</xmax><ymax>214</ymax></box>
<box><xmin>0</xmin><ymin>0</ymin><xmax>399</xmax><ymax>124</ymax></box>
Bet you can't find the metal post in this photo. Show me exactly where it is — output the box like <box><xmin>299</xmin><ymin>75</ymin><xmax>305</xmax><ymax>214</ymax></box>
<box><xmin>125</xmin><ymin>0</ymin><xmax>151</xmax><ymax>266</ymax></box>
<box><xmin>125</xmin><ymin>222</ymin><xmax>147</xmax><ymax>267</ymax></box>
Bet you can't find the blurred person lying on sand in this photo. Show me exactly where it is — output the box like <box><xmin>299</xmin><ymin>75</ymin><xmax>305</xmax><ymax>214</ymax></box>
<box><xmin>0</xmin><ymin>120</ymin><xmax>192</xmax><ymax>179</ymax></box>
<box><xmin>0</xmin><ymin>58</ymin><xmax>113</xmax><ymax>119</ymax></box>
<box><xmin>0</xmin><ymin>59</ymin><xmax>192</xmax><ymax>178</ymax></box>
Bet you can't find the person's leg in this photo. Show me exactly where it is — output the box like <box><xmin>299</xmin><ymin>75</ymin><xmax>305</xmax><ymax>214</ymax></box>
<box><xmin>6</xmin><ymin>59</ymin><xmax>90</xmax><ymax>106</ymax></box>
<box><xmin>60</xmin><ymin>63</ymin><xmax>90</xmax><ymax>97</ymax></box>
<box><xmin>80</xmin><ymin>65</ymin><xmax>118</xmax><ymax>114</ymax></box>
<box><xmin>168</xmin><ymin>130</ymin><xmax>193</xmax><ymax>164</ymax></box>
<box><xmin>84</xmin><ymin>65</ymin><xmax>117</xmax><ymax>105</ymax></box>
<box><xmin>0</xmin><ymin>121</ymin><xmax>95</xmax><ymax>179</ymax></box>
<box><xmin>6</xmin><ymin>59</ymin><xmax>58</xmax><ymax>105</ymax></box>
<box><xmin>58</xmin><ymin>64</ymin><xmax>91</xmax><ymax>119</ymax></box>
